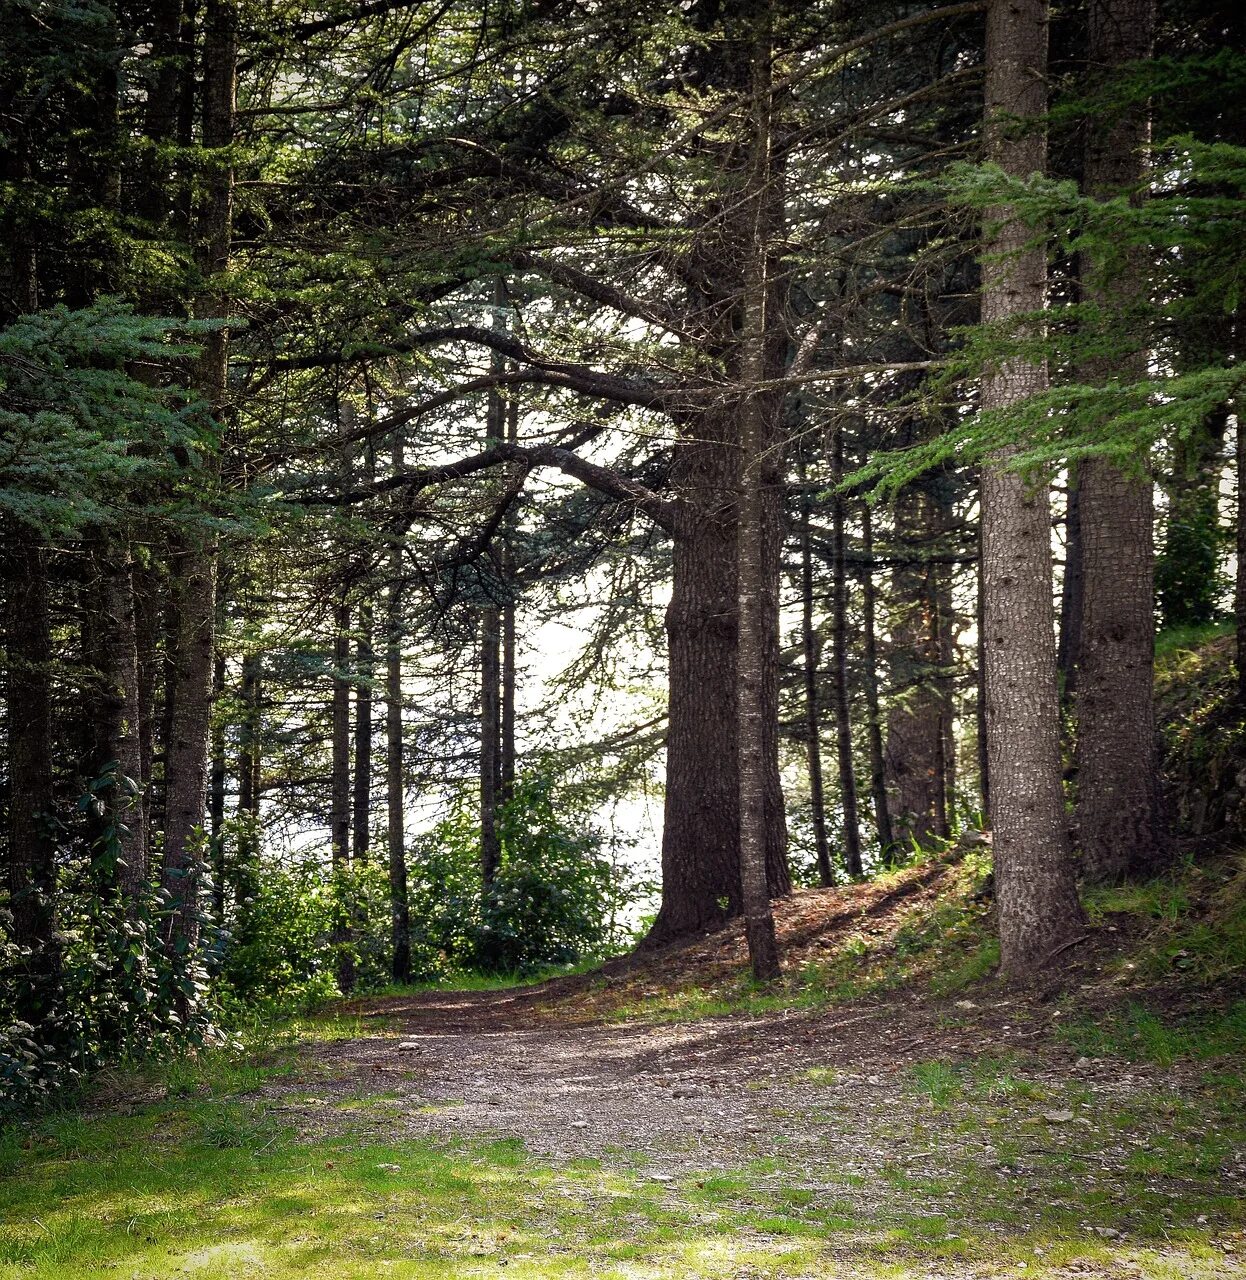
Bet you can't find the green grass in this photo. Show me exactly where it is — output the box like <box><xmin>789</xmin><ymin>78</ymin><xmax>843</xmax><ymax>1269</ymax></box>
<box><xmin>0</xmin><ymin>1024</ymin><xmax>1242</xmax><ymax>1279</ymax></box>
<box><xmin>1059</xmin><ymin>999</ymin><xmax>1246</xmax><ymax>1066</ymax></box>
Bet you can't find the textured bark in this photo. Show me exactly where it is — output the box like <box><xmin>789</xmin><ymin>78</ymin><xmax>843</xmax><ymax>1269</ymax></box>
<box><xmin>1075</xmin><ymin>0</ymin><xmax>1164</xmax><ymax>883</ymax></box>
<box><xmin>736</xmin><ymin>17</ymin><xmax>781</xmax><ymax>981</ymax></box>
<box><xmin>387</xmin><ymin>435</ymin><xmax>411</xmax><ymax>982</ymax></box>
<box><xmin>799</xmin><ymin>461</ymin><xmax>833</xmax><ymax>887</ymax></box>
<box><xmin>860</xmin><ymin>500</ymin><xmax>896</xmax><ymax>862</ymax></box>
<box><xmin>3</xmin><ymin>529</ymin><xmax>59</xmax><ymax>1010</ymax></box>
<box><xmin>975</xmin><ymin>519</ymin><xmax>991</xmax><ymax>820</ymax></box>
<box><xmin>829</xmin><ymin>422</ymin><xmax>863</xmax><ymax>878</ymax></box>
<box><xmin>981</xmin><ymin>0</ymin><xmax>1084</xmax><ymax>977</ymax></box>
<box><xmin>99</xmin><ymin>548</ymin><xmax>148</xmax><ymax>909</ymax></box>
<box><xmin>480</xmin><ymin>607</ymin><xmax>502</xmax><ymax>888</ymax></box>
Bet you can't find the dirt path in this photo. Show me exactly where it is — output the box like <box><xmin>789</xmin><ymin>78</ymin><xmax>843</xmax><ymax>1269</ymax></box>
<box><xmin>258</xmin><ymin>984</ymin><xmax>1245</xmax><ymax>1268</ymax></box>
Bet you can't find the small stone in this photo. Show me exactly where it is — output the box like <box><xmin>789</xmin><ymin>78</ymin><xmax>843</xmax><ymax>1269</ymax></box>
<box><xmin>955</xmin><ymin>1000</ymin><xmax>977</xmax><ymax>1010</ymax></box>
<box><xmin>1043</xmin><ymin>1109</ymin><xmax>1075</xmax><ymax>1124</ymax></box>
<box><xmin>1094</xmin><ymin>1226</ymin><xmax>1120</xmax><ymax>1238</ymax></box>
<box><xmin>397</xmin><ymin>1041</ymin><xmax>422</xmax><ymax>1052</ymax></box>
<box><xmin>570</xmin><ymin>1120</ymin><xmax>589</xmax><ymax>1130</ymax></box>
<box><xmin>376</xmin><ymin>1163</ymin><xmax>401</xmax><ymax>1173</ymax></box>
<box><xmin>650</xmin><ymin>1173</ymin><xmax>674</xmax><ymax>1183</ymax></box>
<box><xmin>672</xmin><ymin>1085</ymin><xmax>701</xmax><ymax>1099</ymax></box>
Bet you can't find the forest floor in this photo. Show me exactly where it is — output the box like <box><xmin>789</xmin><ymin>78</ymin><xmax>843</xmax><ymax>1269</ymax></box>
<box><xmin>2</xmin><ymin>851</ymin><xmax>1245</xmax><ymax>1279</ymax></box>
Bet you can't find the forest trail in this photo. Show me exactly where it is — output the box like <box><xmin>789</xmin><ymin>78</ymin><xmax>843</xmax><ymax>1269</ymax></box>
<box><xmin>245</xmin><ymin>978</ymin><xmax>1245</xmax><ymax>1277</ymax></box>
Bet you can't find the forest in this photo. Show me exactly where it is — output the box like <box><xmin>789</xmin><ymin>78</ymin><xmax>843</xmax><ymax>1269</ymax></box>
<box><xmin>1</xmin><ymin>0</ymin><xmax>1244</xmax><ymax>1276</ymax></box>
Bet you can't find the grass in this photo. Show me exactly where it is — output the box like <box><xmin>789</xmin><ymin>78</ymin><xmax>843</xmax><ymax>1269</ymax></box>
<box><xmin>0</xmin><ymin>1055</ymin><xmax>1240</xmax><ymax>1280</ymax></box>
<box><xmin>1059</xmin><ymin>999</ymin><xmax>1246</xmax><ymax>1066</ymax></box>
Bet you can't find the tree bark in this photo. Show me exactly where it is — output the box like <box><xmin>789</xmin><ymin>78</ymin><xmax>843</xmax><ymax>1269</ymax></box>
<box><xmin>829</xmin><ymin>419</ymin><xmax>863</xmax><ymax>878</ymax></box>
<box><xmin>208</xmin><ymin>650</ymin><xmax>227</xmax><ymax>924</ymax></box>
<box><xmin>860</xmin><ymin>499</ymin><xmax>896</xmax><ymax>863</ymax></box>
<box><xmin>980</xmin><ymin>0</ymin><xmax>1083</xmax><ymax>977</ymax></box>
<box><xmin>387</xmin><ymin>437</ymin><xmax>411</xmax><ymax>982</ymax></box>
<box><xmin>162</xmin><ymin>0</ymin><xmax>235</xmax><ymax>967</ymax></box>
<box><xmin>736</xmin><ymin>13</ymin><xmax>781</xmax><ymax>981</ymax></box>
<box><xmin>99</xmin><ymin>547</ymin><xmax>148</xmax><ymax>909</ymax></box>
<box><xmin>885</xmin><ymin>484</ymin><xmax>952</xmax><ymax>850</ymax></box>
<box><xmin>1074</xmin><ymin>0</ymin><xmax>1164</xmax><ymax>883</ymax></box>
<box><xmin>799</xmin><ymin>460</ymin><xmax>834</xmax><ymax>887</ymax></box>
<box><xmin>352</xmin><ymin>599</ymin><xmax>373</xmax><ymax>863</ymax></box>
<box><xmin>236</xmin><ymin>647</ymin><xmax>261</xmax><ymax>900</ymax></box>
<box><xmin>480</xmin><ymin>607</ymin><xmax>502</xmax><ymax>888</ymax></box>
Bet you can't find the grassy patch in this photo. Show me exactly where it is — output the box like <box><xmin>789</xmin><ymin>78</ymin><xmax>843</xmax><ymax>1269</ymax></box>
<box><xmin>0</xmin><ymin>1043</ymin><xmax>1241</xmax><ymax>1279</ymax></box>
<box><xmin>1059</xmin><ymin>999</ymin><xmax>1246</xmax><ymax>1066</ymax></box>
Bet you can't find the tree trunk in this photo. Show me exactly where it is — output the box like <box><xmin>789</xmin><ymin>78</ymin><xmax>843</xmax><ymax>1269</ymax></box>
<box><xmin>208</xmin><ymin>650</ymin><xmax>227</xmax><ymax>925</ymax></box>
<box><xmin>736</xmin><ymin>15</ymin><xmax>781</xmax><ymax>981</ymax></box>
<box><xmin>236</xmin><ymin>648</ymin><xmax>261</xmax><ymax>901</ymax></box>
<box><xmin>1074</xmin><ymin>0</ymin><xmax>1164</xmax><ymax>883</ymax></box>
<box><xmin>480</xmin><ymin>607</ymin><xmax>502</xmax><ymax>888</ymax></box>
<box><xmin>885</xmin><ymin>484</ymin><xmax>951</xmax><ymax>849</ymax></box>
<box><xmin>1237</xmin><ymin>406</ymin><xmax>1246</xmax><ymax>704</ymax></box>
<box><xmin>860</xmin><ymin>499</ymin><xmax>896</xmax><ymax>863</ymax></box>
<box><xmin>980</xmin><ymin>0</ymin><xmax>1083</xmax><ymax>977</ymax></box>
<box><xmin>162</xmin><ymin>0</ymin><xmax>235</xmax><ymax>969</ymax></box>
<box><xmin>799</xmin><ymin>461</ymin><xmax>833</xmax><ymax>887</ymax></box>
<box><xmin>387</xmin><ymin>436</ymin><xmax>411</xmax><ymax>982</ymax></box>
<box><xmin>975</xmin><ymin>515</ymin><xmax>991</xmax><ymax>820</ymax></box>
<box><xmin>330</xmin><ymin>602</ymin><xmax>352</xmax><ymax>864</ymax></box>
<box><xmin>1057</xmin><ymin>467</ymin><xmax>1083</xmax><ymax>696</ymax></box>
<box><xmin>3</xmin><ymin>529</ymin><xmax>59</xmax><ymax>1014</ymax></box>
<box><xmin>352</xmin><ymin>600</ymin><xmax>373</xmax><ymax>863</ymax></box>
<box><xmin>100</xmin><ymin>547</ymin><xmax>148</xmax><ymax>909</ymax></box>
<box><xmin>829</xmin><ymin>420</ymin><xmax>863</xmax><ymax>878</ymax></box>
<box><xmin>501</xmin><ymin>394</ymin><xmax>519</xmax><ymax>805</ymax></box>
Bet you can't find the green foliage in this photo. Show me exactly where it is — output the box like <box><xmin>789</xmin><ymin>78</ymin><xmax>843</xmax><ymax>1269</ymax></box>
<box><xmin>0</xmin><ymin>769</ymin><xmax>215</xmax><ymax>1117</ymax></box>
<box><xmin>409</xmin><ymin>777</ymin><xmax>632</xmax><ymax>977</ymax></box>
<box><xmin>0</xmin><ymin>302</ymin><xmax>210</xmax><ymax>536</ymax></box>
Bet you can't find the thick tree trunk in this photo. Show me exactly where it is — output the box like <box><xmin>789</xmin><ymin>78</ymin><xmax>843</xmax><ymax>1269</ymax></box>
<box><xmin>3</xmin><ymin>529</ymin><xmax>59</xmax><ymax>1013</ymax></box>
<box><xmin>387</xmin><ymin>436</ymin><xmax>411</xmax><ymax>982</ymax></box>
<box><xmin>860</xmin><ymin>500</ymin><xmax>896</xmax><ymax>863</ymax></box>
<box><xmin>829</xmin><ymin>421</ymin><xmax>863</xmax><ymax>878</ymax></box>
<box><xmin>646</xmin><ymin>13</ymin><xmax>791</xmax><ymax>945</ymax></box>
<box><xmin>975</xmin><ymin>517</ymin><xmax>991</xmax><ymax>820</ymax></box>
<box><xmin>981</xmin><ymin>0</ymin><xmax>1083</xmax><ymax>977</ymax></box>
<box><xmin>799</xmin><ymin>464</ymin><xmax>833</xmax><ymax>887</ymax></box>
<box><xmin>1075</xmin><ymin>0</ymin><xmax>1163</xmax><ymax>883</ymax></box>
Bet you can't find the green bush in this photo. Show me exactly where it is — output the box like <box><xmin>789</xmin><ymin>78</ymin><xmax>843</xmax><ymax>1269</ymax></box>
<box><xmin>409</xmin><ymin>777</ymin><xmax>632</xmax><ymax>977</ymax></box>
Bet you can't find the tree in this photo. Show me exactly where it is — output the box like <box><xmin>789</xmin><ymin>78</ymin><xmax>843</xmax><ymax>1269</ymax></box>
<box><xmin>978</xmin><ymin>0</ymin><xmax>1084</xmax><ymax>976</ymax></box>
<box><xmin>1074</xmin><ymin>0</ymin><xmax>1166</xmax><ymax>883</ymax></box>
